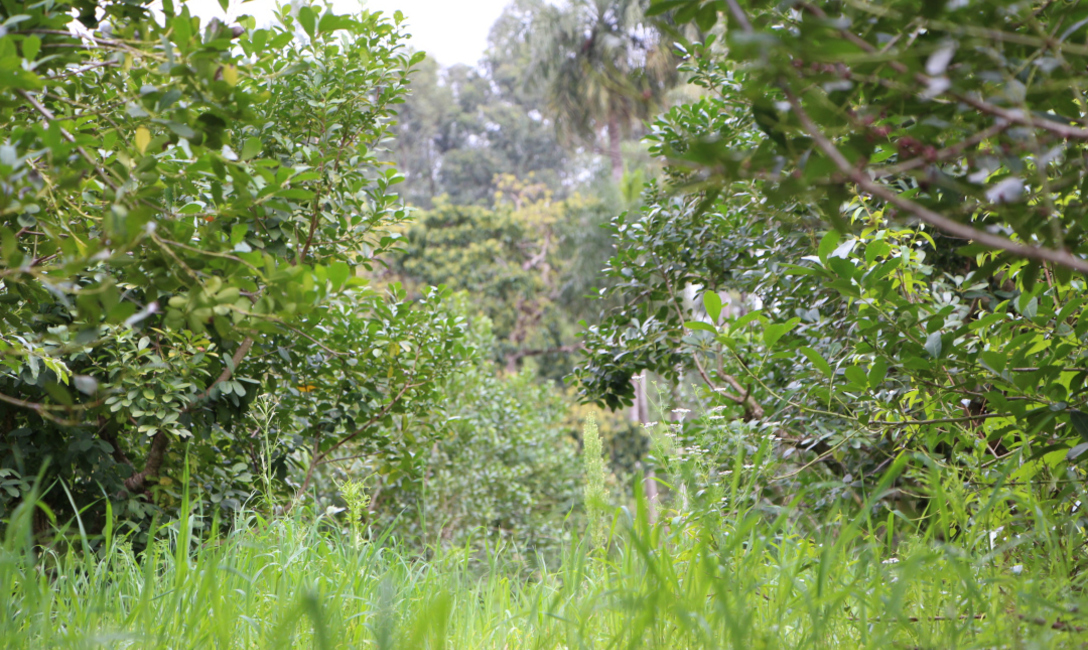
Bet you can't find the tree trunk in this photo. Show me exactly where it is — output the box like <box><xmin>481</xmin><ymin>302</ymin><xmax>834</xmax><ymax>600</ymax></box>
<box><xmin>630</xmin><ymin>373</ymin><xmax>657</xmax><ymax>524</ymax></box>
<box><xmin>124</xmin><ymin>431</ymin><xmax>169</xmax><ymax>494</ymax></box>
<box><xmin>608</xmin><ymin>111</ymin><xmax>623</xmax><ymax>184</ymax></box>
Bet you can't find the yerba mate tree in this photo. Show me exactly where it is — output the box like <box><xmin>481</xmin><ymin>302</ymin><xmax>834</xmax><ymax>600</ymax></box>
<box><xmin>578</xmin><ymin>0</ymin><xmax>1088</xmax><ymax>519</ymax></box>
<box><xmin>0</xmin><ymin>0</ymin><xmax>467</xmax><ymax>531</ymax></box>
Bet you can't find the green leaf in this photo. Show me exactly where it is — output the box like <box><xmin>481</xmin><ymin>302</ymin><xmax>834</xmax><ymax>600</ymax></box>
<box><xmin>164</xmin><ymin>121</ymin><xmax>196</xmax><ymax>139</ymax></box>
<box><xmin>980</xmin><ymin>350</ymin><xmax>1006</xmax><ymax>373</ymax></box>
<box><xmin>703</xmin><ymin>291</ymin><xmax>722</xmax><ymax>324</ymax></box>
<box><xmin>298</xmin><ymin>6</ymin><xmax>316</xmax><ymax>38</ymax></box>
<box><xmin>781</xmin><ymin>263</ymin><xmax>824</xmax><ymax>277</ymax></box>
<box><xmin>695</xmin><ymin>2</ymin><xmax>719</xmax><ymax>30</ymax></box>
<box><xmin>800</xmin><ymin>346</ymin><xmax>833</xmax><ymax>378</ymax></box>
<box><xmin>328</xmin><ymin>261</ymin><xmax>350</xmax><ymax>290</ymax></box>
<box><xmin>818</xmin><ymin>230</ymin><xmax>840</xmax><ymax>265</ymax></box>
<box><xmin>22</xmin><ymin>35</ymin><xmax>40</xmax><ymax>61</ymax></box>
<box><xmin>230</xmin><ymin>223</ymin><xmax>248</xmax><ymax>246</ymax></box>
<box><xmin>277</xmin><ymin>188</ymin><xmax>315</xmax><ymax>200</ymax></box>
<box><xmin>726</xmin><ymin>310</ymin><xmax>762</xmax><ymax>333</ymax></box>
<box><xmin>685</xmin><ymin>320</ymin><xmax>718</xmax><ymax>333</ymax></box>
<box><xmin>318</xmin><ymin>13</ymin><xmax>343</xmax><ymax>34</ymax></box>
<box><xmin>250</xmin><ymin>29</ymin><xmax>268</xmax><ymax>52</ymax></box>
<box><xmin>1018</xmin><ymin>295</ymin><xmax>1038</xmax><ymax>320</ymax></box>
<box><xmin>241</xmin><ymin>137</ymin><xmax>262</xmax><ymax>161</ymax></box>
<box><xmin>1070</xmin><ymin>410</ymin><xmax>1088</xmax><ymax>442</ymax></box>
<box><xmin>43</xmin><ymin>382</ymin><xmax>73</xmax><ymax>406</ymax></box>
<box><xmin>763</xmin><ymin>317</ymin><xmax>801</xmax><ymax>348</ymax></box>
<box><xmin>969</xmin><ymin>312</ymin><xmax>1004</xmax><ymax>331</ymax></box>
<box><xmin>925</xmin><ymin>331</ymin><xmax>943</xmax><ymax>359</ymax></box>
<box><xmin>172</xmin><ymin>15</ymin><xmax>192</xmax><ymax>46</ymax></box>
<box><xmin>1067</xmin><ymin>442</ymin><xmax>1088</xmax><ymax>462</ymax></box>
<box><xmin>865</xmin><ymin>240</ymin><xmax>891</xmax><ymax>264</ymax></box>
<box><xmin>647</xmin><ymin>0</ymin><xmax>691</xmax><ymax>17</ymax></box>
<box><xmin>869</xmin><ymin>358</ymin><xmax>888</xmax><ymax>389</ymax></box>
<box><xmin>844</xmin><ymin>366</ymin><xmax>868</xmax><ymax>388</ymax></box>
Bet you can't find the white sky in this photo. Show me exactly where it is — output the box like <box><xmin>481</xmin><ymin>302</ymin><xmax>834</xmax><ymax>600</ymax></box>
<box><xmin>182</xmin><ymin>0</ymin><xmax>512</xmax><ymax>67</ymax></box>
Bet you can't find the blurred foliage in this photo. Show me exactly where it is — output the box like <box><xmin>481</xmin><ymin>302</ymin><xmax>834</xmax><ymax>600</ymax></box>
<box><xmin>324</xmin><ymin>316</ymin><xmax>583</xmax><ymax>557</ymax></box>
<box><xmin>391</xmin><ymin>54</ymin><xmax>570</xmax><ymax>208</ymax></box>
<box><xmin>526</xmin><ymin>0</ymin><xmax>682</xmax><ymax>181</ymax></box>
<box><xmin>382</xmin><ymin>176</ymin><xmax>617</xmax><ymax>382</ymax></box>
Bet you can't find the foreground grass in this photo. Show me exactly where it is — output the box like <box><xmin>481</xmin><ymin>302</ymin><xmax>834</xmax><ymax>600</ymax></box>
<box><xmin>2</xmin><ymin>488</ymin><xmax>1088</xmax><ymax>648</ymax></box>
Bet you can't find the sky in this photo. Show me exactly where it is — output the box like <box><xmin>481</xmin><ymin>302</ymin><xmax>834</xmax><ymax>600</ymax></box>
<box><xmin>182</xmin><ymin>0</ymin><xmax>512</xmax><ymax>67</ymax></box>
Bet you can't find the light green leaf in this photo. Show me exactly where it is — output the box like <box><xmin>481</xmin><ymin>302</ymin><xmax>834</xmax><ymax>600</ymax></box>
<box><xmin>23</xmin><ymin>35</ymin><xmax>40</xmax><ymax>61</ymax></box>
<box><xmin>764</xmin><ymin>317</ymin><xmax>801</xmax><ymax>348</ymax></box>
<box><xmin>703</xmin><ymin>291</ymin><xmax>722</xmax><ymax>324</ymax></box>
<box><xmin>925</xmin><ymin>331</ymin><xmax>943</xmax><ymax>359</ymax></box>
<box><xmin>818</xmin><ymin>231</ymin><xmax>840</xmax><ymax>265</ymax></box>
<box><xmin>241</xmin><ymin>137</ymin><xmax>262</xmax><ymax>161</ymax></box>
<box><xmin>800</xmin><ymin>346</ymin><xmax>832</xmax><ymax>378</ymax></box>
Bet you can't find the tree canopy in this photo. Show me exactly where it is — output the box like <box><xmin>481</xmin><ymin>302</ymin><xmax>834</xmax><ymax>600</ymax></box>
<box><xmin>575</xmin><ymin>0</ymin><xmax>1088</xmax><ymax>509</ymax></box>
<box><xmin>0</xmin><ymin>0</ymin><xmax>468</xmax><ymax>527</ymax></box>
<box><xmin>527</xmin><ymin>0</ymin><xmax>680</xmax><ymax>181</ymax></box>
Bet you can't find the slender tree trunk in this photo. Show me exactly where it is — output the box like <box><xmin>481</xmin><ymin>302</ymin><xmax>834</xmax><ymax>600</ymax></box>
<box><xmin>630</xmin><ymin>374</ymin><xmax>657</xmax><ymax>524</ymax></box>
<box><xmin>608</xmin><ymin>112</ymin><xmax>623</xmax><ymax>184</ymax></box>
<box><xmin>124</xmin><ymin>431</ymin><xmax>169</xmax><ymax>493</ymax></box>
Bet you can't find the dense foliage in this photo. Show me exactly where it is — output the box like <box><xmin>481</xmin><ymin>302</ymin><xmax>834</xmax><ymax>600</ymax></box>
<box><xmin>6</xmin><ymin>0</ymin><xmax>1088</xmax><ymax>644</ymax></box>
<box><xmin>575</xmin><ymin>0</ymin><xmax>1088</xmax><ymax>528</ymax></box>
<box><xmin>391</xmin><ymin>57</ymin><xmax>571</xmax><ymax>208</ymax></box>
<box><xmin>350</xmin><ymin>318</ymin><xmax>582</xmax><ymax>554</ymax></box>
<box><xmin>0</xmin><ymin>1</ymin><xmax>470</xmax><ymax>532</ymax></box>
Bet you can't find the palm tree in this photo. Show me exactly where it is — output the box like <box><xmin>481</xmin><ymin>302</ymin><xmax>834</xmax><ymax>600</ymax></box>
<box><xmin>527</xmin><ymin>0</ymin><xmax>678</xmax><ymax>183</ymax></box>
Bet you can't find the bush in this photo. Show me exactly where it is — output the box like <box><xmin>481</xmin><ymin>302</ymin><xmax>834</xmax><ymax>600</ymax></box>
<box><xmin>331</xmin><ymin>317</ymin><xmax>582</xmax><ymax>557</ymax></box>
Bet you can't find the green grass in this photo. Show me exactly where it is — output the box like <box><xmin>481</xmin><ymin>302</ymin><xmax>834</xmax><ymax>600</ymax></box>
<box><xmin>3</xmin><ymin>475</ymin><xmax>1088</xmax><ymax>648</ymax></box>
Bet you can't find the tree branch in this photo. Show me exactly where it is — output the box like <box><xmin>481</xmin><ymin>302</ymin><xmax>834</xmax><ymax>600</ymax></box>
<box><xmin>504</xmin><ymin>343</ymin><xmax>582</xmax><ymax>372</ymax></box>
<box><xmin>122</xmin><ymin>430</ymin><xmax>169</xmax><ymax>493</ymax></box>
<box><xmin>725</xmin><ymin>0</ymin><xmax>754</xmax><ymax>32</ymax></box>
<box><xmin>782</xmin><ymin>89</ymin><xmax>1088</xmax><ymax>274</ymax></box>
<box><xmin>293</xmin><ymin>381</ymin><xmax>422</xmax><ymax>501</ymax></box>
<box><xmin>874</xmin><ymin>122</ymin><xmax>1010</xmax><ymax>178</ymax></box>
<box><xmin>120</xmin><ymin>339</ymin><xmax>253</xmax><ymax>494</ymax></box>
<box><xmin>17</xmin><ymin>89</ymin><xmax>120</xmax><ymax>191</ymax></box>
<box><xmin>189</xmin><ymin>337</ymin><xmax>254</xmax><ymax>405</ymax></box>
<box><xmin>799</xmin><ymin>1</ymin><xmax>1088</xmax><ymax>142</ymax></box>
<box><xmin>653</xmin><ymin>253</ymin><xmax>767</xmax><ymax>419</ymax></box>
<box><xmin>0</xmin><ymin>389</ymin><xmax>106</xmax><ymax>425</ymax></box>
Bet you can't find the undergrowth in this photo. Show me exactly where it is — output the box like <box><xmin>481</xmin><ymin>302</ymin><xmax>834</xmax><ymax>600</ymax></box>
<box><xmin>2</xmin><ymin>459</ymin><xmax>1087</xmax><ymax>649</ymax></box>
